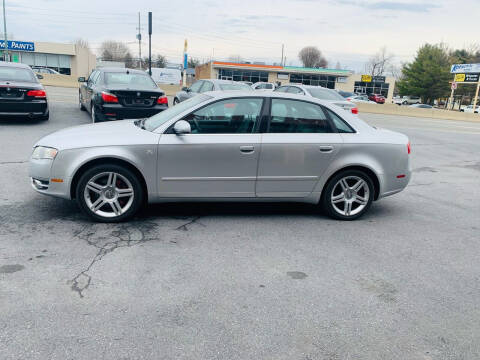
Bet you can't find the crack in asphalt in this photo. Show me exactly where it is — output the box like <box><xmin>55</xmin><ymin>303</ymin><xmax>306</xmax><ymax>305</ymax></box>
<box><xmin>70</xmin><ymin>221</ymin><xmax>159</xmax><ymax>298</ymax></box>
<box><xmin>174</xmin><ymin>216</ymin><xmax>205</xmax><ymax>231</ymax></box>
<box><xmin>70</xmin><ymin>216</ymin><xmax>204</xmax><ymax>298</ymax></box>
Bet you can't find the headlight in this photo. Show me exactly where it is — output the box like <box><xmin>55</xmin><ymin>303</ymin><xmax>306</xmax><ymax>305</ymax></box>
<box><xmin>31</xmin><ymin>146</ymin><xmax>58</xmax><ymax>160</ymax></box>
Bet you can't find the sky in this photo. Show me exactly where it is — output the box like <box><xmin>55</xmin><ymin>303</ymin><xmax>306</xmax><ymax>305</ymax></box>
<box><xmin>4</xmin><ymin>0</ymin><xmax>480</xmax><ymax>72</ymax></box>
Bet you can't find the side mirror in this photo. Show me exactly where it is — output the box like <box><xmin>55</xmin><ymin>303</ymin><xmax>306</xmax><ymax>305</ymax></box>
<box><xmin>36</xmin><ymin>74</ymin><xmax>43</xmax><ymax>80</ymax></box>
<box><xmin>173</xmin><ymin>120</ymin><xmax>191</xmax><ymax>135</ymax></box>
<box><xmin>78</xmin><ymin>77</ymin><xmax>86</xmax><ymax>82</ymax></box>
<box><xmin>182</xmin><ymin>87</ymin><xmax>189</xmax><ymax>92</ymax></box>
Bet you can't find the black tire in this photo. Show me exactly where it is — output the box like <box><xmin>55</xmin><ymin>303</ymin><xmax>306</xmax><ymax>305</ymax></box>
<box><xmin>76</xmin><ymin>164</ymin><xmax>144</xmax><ymax>223</ymax></box>
<box><xmin>321</xmin><ymin>169</ymin><xmax>375</xmax><ymax>221</ymax></box>
<box><xmin>91</xmin><ymin>103</ymin><xmax>101</xmax><ymax>123</ymax></box>
<box><xmin>79</xmin><ymin>92</ymin><xmax>86</xmax><ymax>111</ymax></box>
<box><xmin>173</xmin><ymin>97</ymin><xmax>179</xmax><ymax>105</ymax></box>
<box><xmin>402</xmin><ymin>101</ymin><xmax>408</xmax><ymax>105</ymax></box>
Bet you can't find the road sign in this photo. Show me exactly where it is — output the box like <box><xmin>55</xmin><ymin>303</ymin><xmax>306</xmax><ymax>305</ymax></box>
<box><xmin>451</xmin><ymin>63</ymin><xmax>480</xmax><ymax>74</ymax></box>
<box><xmin>451</xmin><ymin>82</ymin><xmax>457</xmax><ymax>90</ymax></box>
<box><xmin>361</xmin><ymin>75</ymin><xmax>372</xmax><ymax>82</ymax></box>
<box><xmin>454</xmin><ymin>74</ymin><xmax>466</xmax><ymax>82</ymax></box>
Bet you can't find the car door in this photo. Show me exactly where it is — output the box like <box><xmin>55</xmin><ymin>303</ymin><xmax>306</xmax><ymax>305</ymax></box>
<box><xmin>256</xmin><ymin>98</ymin><xmax>343</xmax><ymax>197</ymax></box>
<box><xmin>157</xmin><ymin>97</ymin><xmax>265</xmax><ymax>197</ymax></box>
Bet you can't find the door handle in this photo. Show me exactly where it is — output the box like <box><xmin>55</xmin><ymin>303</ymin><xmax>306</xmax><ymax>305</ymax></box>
<box><xmin>240</xmin><ymin>145</ymin><xmax>255</xmax><ymax>154</ymax></box>
<box><xmin>319</xmin><ymin>145</ymin><xmax>334</xmax><ymax>153</ymax></box>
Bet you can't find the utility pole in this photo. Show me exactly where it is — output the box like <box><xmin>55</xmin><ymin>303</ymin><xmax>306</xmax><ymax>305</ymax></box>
<box><xmin>148</xmin><ymin>11</ymin><xmax>152</xmax><ymax>76</ymax></box>
<box><xmin>136</xmin><ymin>12</ymin><xmax>142</xmax><ymax>69</ymax></box>
<box><xmin>2</xmin><ymin>0</ymin><xmax>8</xmax><ymax>62</ymax></box>
<box><xmin>281</xmin><ymin>44</ymin><xmax>284</xmax><ymax>66</ymax></box>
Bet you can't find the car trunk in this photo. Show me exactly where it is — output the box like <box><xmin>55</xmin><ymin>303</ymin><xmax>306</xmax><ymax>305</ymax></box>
<box><xmin>0</xmin><ymin>81</ymin><xmax>42</xmax><ymax>102</ymax></box>
<box><xmin>331</xmin><ymin>101</ymin><xmax>355</xmax><ymax>111</ymax></box>
<box><xmin>108</xmin><ymin>89</ymin><xmax>164</xmax><ymax>108</ymax></box>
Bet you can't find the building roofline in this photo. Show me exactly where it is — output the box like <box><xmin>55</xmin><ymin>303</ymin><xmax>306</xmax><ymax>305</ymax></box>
<box><xmin>210</xmin><ymin>61</ymin><xmax>352</xmax><ymax>75</ymax></box>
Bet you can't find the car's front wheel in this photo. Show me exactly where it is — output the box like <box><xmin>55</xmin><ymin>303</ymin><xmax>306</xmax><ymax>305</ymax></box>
<box><xmin>321</xmin><ymin>170</ymin><xmax>374</xmax><ymax>220</ymax></box>
<box><xmin>173</xmin><ymin>97</ymin><xmax>180</xmax><ymax>105</ymax></box>
<box><xmin>76</xmin><ymin>164</ymin><xmax>144</xmax><ymax>222</ymax></box>
<box><xmin>79</xmin><ymin>92</ymin><xmax>86</xmax><ymax>111</ymax></box>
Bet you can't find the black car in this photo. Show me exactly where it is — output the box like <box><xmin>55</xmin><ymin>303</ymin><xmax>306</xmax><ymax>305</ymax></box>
<box><xmin>78</xmin><ymin>68</ymin><xmax>168</xmax><ymax>123</ymax></box>
<box><xmin>0</xmin><ymin>61</ymin><xmax>49</xmax><ymax>121</ymax></box>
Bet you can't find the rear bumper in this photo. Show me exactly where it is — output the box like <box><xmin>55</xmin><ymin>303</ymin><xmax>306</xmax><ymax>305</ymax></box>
<box><xmin>378</xmin><ymin>169</ymin><xmax>411</xmax><ymax>199</ymax></box>
<box><xmin>0</xmin><ymin>100</ymin><xmax>48</xmax><ymax>117</ymax></box>
<box><xmin>98</xmin><ymin>104</ymin><xmax>168</xmax><ymax>120</ymax></box>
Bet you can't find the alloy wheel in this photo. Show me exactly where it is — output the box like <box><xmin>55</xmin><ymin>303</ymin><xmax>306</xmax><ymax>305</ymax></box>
<box><xmin>83</xmin><ymin>172</ymin><xmax>134</xmax><ymax>218</ymax></box>
<box><xmin>330</xmin><ymin>175</ymin><xmax>370</xmax><ymax>217</ymax></box>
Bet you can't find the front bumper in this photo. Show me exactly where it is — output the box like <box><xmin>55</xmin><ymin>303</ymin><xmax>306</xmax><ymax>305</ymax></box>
<box><xmin>29</xmin><ymin>157</ymin><xmax>71</xmax><ymax>199</ymax></box>
<box><xmin>98</xmin><ymin>104</ymin><xmax>168</xmax><ymax>121</ymax></box>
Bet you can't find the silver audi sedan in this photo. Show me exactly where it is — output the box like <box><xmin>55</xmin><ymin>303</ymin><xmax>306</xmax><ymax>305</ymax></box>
<box><xmin>29</xmin><ymin>91</ymin><xmax>411</xmax><ymax>222</ymax></box>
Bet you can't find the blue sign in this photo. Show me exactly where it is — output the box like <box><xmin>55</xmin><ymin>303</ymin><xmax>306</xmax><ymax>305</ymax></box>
<box><xmin>0</xmin><ymin>40</ymin><xmax>35</xmax><ymax>52</ymax></box>
<box><xmin>183</xmin><ymin>53</ymin><xmax>188</xmax><ymax>69</ymax></box>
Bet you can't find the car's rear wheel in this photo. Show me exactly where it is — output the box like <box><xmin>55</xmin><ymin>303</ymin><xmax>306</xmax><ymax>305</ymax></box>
<box><xmin>91</xmin><ymin>104</ymin><xmax>100</xmax><ymax>123</ymax></box>
<box><xmin>76</xmin><ymin>164</ymin><xmax>144</xmax><ymax>222</ymax></box>
<box><xmin>321</xmin><ymin>170</ymin><xmax>374</xmax><ymax>220</ymax></box>
<box><xmin>173</xmin><ymin>97</ymin><xmax>179</xmax><ymax>105</ymax></box>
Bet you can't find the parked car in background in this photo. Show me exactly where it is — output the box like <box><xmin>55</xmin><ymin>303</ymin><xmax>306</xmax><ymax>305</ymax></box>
<box><xmin>409</xmin><ymin>104</ymin><xmax>433</xmax><ymax>109</ymax></box>
<box><xmin>149</xmin><ymin>68</ymin><xmax>182</xmax><ymax>85</ymax></box>
<box><xmin>394</xmin><ymin>95</ymin><xmax>421</xmax><ymax>105</ymax></box>
<box><xmin>78</xmin><ymin>67</ymin><xmax>168</xmax><ymax>123</ymax></box>
<box><xmin>368</xmin><ymin>93</ymin><xmax>386</xmax><ymax>104</ymax></box>
<box><xmin>29</xmin><ymin>91</ymin><xmax>411</xmax><ymax>222</ymax></box>
<box><xmin>251</xmin><ymin>82</ymin><xmax>276</xmax><ymax>91</ymax></box>
<box><xmin>174</xmin><ymin>79</ymin><xmax>252</xmax><ymax>104</ymax></box>
<box><xmin>32</xmin><ymin>67</ymin><xmax>60</xmax><ymax>75</ymax></box>
<box><xmin>462</xmin><ymin>105</ymin><xmax>480</xmax><ymax>113</ymax></box>
<box><xmin>347</xmin><ymin>95</ymin><xmax>376</xmax><ymax>104</ymax></box>
<box><xmin>0</xmin><ymin>61</ymin><xmax>49</xmax><ymax>121</ymax></box>
<box><xmin>275</xmin><ymin>84</ymin><xmax>358</xmax><ymax>114</ymax></box>
<box><xmin>338</xmin><ymin>90</ymin><xmax>356</xmax><ymax>98</ymax></box>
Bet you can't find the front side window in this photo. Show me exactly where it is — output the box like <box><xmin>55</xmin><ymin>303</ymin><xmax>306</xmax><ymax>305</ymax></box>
<box><xmin>201</xmin><ymin>81</ymin><xmax>214</xmax><ymax>92</ymax></box>
<box><xmin>269</xmin><ymin>99</ymin><xmax>332</xmax><ymax>133</ymax></box>
<box><xmin>189</xmin><ymin>81</ymin><xmax>203</xmax><ymax>92</ymax></box>
<box><xmin>184</xmin><ymin>98</ymin><xmax>263</xmax><ymax>134</ymax></box>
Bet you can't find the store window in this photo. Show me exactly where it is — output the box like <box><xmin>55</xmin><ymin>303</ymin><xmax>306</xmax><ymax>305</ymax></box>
<box><xmin>218</xmin><ymin>68</ymin><xmax>268</xmax><ymax>83</ymax></box>
<box><xmin>290</xmin><ymin>73</ymin><xmax>336</xmax><ymax>89</ymax></box>
<box><xmin>354</xmin><ymin>81</ymin><xmax>389</xmax><ymax>96</ymax></box>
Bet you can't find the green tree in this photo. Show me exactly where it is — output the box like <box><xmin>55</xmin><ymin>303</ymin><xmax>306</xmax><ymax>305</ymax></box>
<box><xmin>397</xmin><ymin>44</ymin><xmax>451</xmax><ymax>104</ymax></box>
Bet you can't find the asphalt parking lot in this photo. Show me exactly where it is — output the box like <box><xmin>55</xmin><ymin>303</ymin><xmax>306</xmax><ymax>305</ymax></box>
<box><xmin>1</xmin><ymin>86</ymin><xmax>479</xmax><ymax>360</ymax></box>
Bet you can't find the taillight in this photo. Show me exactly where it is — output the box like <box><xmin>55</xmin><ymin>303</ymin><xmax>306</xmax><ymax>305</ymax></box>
<box><xmin>101</xmin><ymin>92</ymin><xmax>118</xmax><ymax>103</ymax></box>
<box><xmin>407</xmin><ymin>141</ymin><xmax>411</xmax><ymax>154</ymax></box>
<box><xmin>351</xmin><ymin>107</ymin><xmax>358</xmax><ymax>114</ymax></box>
<box><xmin>26</xmin><ymin>90</ymin><xmax>46</xmax><ymax>98</ymax></box>
<box><xmin>157</xmin><ymin>96</ymin><xmax>168</xmax><ymax>104</ymax></box>
<box><xmin>346</xmin><ymin>97</ymin><xmax>352</xmax><ymax>101</ymax></box>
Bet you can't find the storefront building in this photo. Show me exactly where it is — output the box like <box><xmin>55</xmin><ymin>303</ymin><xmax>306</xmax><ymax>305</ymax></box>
<box><xmin>0</xmin><ymin>40</ymin><xmax>96</xmax><ymax>78</ymax></box>
<box><xmin>196</xmin><ymin>61</ymin><xmax>395</xmax><ymax>102</ymax></box>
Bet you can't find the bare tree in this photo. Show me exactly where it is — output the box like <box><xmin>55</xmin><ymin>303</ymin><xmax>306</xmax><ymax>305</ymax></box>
<box><xmin>298</xmin><ymin>46</ymin><xmax>328</xmax><ymax>68</ymax></box>
<box><xmin>74</xmin><ymin>38</ymin><xmax>90</xmax><ymax>50</ymax></box>
<box><xmin>227</xmin><ymin>54</ymin><xmax>244</xmax><ymax>63</ymax></box>
<box><xmin>364</xmin><ymin>46</ymin><xmax>394</xmax><ymax>77</ymax></box>
<box><xmin>99</xmin><ymin>40</ymin><xmax>132</xmax><ymax>63</ymax></box>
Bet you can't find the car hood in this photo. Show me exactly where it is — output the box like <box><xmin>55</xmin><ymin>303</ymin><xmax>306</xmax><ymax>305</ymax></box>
<box><xmin>34</xmin><ymin>120</ymin><xmax>160</xmax><ymax>151</ymax></box>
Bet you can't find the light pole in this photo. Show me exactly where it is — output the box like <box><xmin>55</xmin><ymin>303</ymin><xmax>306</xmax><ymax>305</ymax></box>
<box><xmin>2</xmin><ymin>0</ymin><xmax>8</xmax><ymax>61</ymax></box>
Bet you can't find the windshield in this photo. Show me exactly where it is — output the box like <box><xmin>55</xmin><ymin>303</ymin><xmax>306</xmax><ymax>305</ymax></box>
<box><xmin>104</xmin><ymin>72</ymin><xmax>157</xmax><ymax>89</ymax></box>
<box><xmin>0</xmin><ymin>67</ymin><xmax>37</xmax><ymax>82</ymax></box>
<box><xmin>144</xmin><ymin>94</ymin><xmax>212</xmax><ymax>131</ymax></box>
<box><xmin>219</xmin><ymin>83</ymin><xmax>253</xmax><ymax>91</ymax></box>
<box><xmin>307</xmin><ymin>87</ymin><xmax>346</xmax><ymax>101</ymax></box>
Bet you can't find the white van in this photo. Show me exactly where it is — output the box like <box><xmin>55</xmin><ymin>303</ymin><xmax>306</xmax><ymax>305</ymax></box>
<box><xmin>149</xmin><ymin>68</ymin><xmax>182</xmax><ymax>85</ymax></box>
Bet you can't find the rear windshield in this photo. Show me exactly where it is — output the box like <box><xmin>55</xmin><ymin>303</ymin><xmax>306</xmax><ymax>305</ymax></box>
<box><xmin>104</xmin><ymin>72</ymin><xmax>157</xmax><ymax>89</ymax></box>
<box><xmin>0</xmin><ymin>67</ymin><xmax>37</xmax><ymax>82</ymax></box>
<box><xmin>308</xmin><ymin>88</ymin><xmax>345</xmax><ymax>101</ymax></box>
<box><xmin>219</xmin><ymin>83</ymin><xmax>252</xmax><ymax>91</ymax></box>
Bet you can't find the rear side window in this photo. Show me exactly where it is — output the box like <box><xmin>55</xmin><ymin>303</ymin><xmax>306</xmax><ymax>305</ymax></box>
<box><xmin>275</xmin><ymin>86</ymin><xmax>289</xmax><ymax>93</ymax></box>
<box><xmin>287</xmin><ymin>87</ymin><xmax>304</xmax><ymax>94</ymax></box>
<box><xmin>325</xmin><ymin>108</ymin><xmax>355</xmax><ymax>133</ymax></box>
<box><xmin>269</xmin><ymin>99</ymin><xmax>333</xmax><ymax>133</ymax></box>
<box><xmin>201</xmin><ymin>81</ymin><xmax>214</xmax><ymax>92</ymax></box>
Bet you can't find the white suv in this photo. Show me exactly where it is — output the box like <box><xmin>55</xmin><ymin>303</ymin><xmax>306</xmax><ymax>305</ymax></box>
<box><xmin>394</xmin><ymin>96</ymin><xmax>421</xmax><ymax>105</ymax></box>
